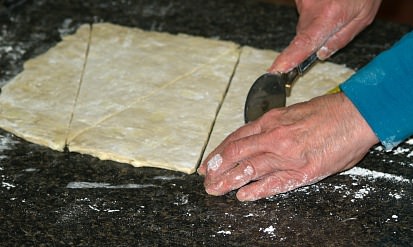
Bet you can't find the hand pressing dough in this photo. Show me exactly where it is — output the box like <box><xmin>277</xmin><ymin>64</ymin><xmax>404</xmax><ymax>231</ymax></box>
<box><xmin>203</xmin><ymin>46</ymin><xmax>354</xmax><ymax>157</ymax></box>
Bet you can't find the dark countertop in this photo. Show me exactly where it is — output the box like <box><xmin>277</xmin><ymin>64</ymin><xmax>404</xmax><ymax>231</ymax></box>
<box><xmin>0</xmin><ymin>0</ymin><xmax>412</xmax><ymax>246</ymax></box>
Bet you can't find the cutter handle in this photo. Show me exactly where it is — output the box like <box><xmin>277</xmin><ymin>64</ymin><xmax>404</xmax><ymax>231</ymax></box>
<box><xmin>283</xmin><ymin>52</ymin><xmax>318</xmax><ymax>96</ymax></box>
<box><xmin>297</xmin><ymin>53</ymin><xmax>318</xmax><ymax>75</ymax></box>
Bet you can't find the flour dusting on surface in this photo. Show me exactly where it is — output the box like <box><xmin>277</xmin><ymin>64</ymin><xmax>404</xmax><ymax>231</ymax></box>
<box><xmin>173</xmin><ymin>193</ymin><xmax>189</xmax><ymax>206</ymax></box>
<box><xmin>152</xmin><ymin>175</ymin><xmax>184</xmax><ymax>180</ymax></box>
<box><xmin>66</xmin><ymin>182</ymin><xmax>159</xmax><ymax>189</ymax></box>
<box><xmin>0</xmin><ymin>133</ymin><xmax>18</xmax><ymax>160</ymax></box>
<box><xmin>2</xmin><ymin>181</ymin><xmax>16</xmax><ymax>190</ymax></box>
<box><xmin>353</xmin><ymin>186</ymin><xmax>374</xmax><ymax>201</ymax></box>
<box><xmin>217</xmin><ymin>230</ymin><xmax>231</xmax><ymax>235</ymax></box>
<box><xmin>58</xmin><ymin>18</ymin><xmax>77</xmax><ymax>37</ymax></box>
<box><xmin>405</xmin><ymin>137</ymin><xmax>413</xmax><ymax>145</ymax></box>
<box><xmin>340</xmin><ymin>167</ymin><xmax>411</xmax><ymax>183</ymax></box>
<box><xmin>260</xmin><ymin>225</ymin><xmax>276</xmax><ymax>238</ymax></box>
<box><xmin>0</xmin><ymin>134</ymin><xmax>19</xmax><ymax>189</ymax></box>
<box><xmin>392</xmin><ymin>147</ymin><xmax>410</xmax><ymax>155</ymax></box>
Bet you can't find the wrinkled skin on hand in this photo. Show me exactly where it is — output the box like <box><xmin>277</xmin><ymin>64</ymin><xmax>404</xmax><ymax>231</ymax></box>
<box><xmin>198</xmin><ymin>93</ymin><xmax>378</xmax><ymax>201</ymax></box>
<box><xmin>269</xmin><ymin>0</ymin><xmax>382</xmax><ymax>73</ymax></box>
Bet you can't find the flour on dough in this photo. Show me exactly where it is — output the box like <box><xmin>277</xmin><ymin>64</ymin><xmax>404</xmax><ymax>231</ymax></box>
<box><xmin>0</xmin><ymin>25</ymin><xmax>91</xmax><ymax>151</ymax></box>
<box><xmin>68</xmin><ymin>23</ymin><xmax>240</xmax><ymax>174</ymax></box>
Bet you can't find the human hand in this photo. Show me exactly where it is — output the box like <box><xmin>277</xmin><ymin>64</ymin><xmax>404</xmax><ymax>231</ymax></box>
<box><xmin>269</xmin><ymin>0</ymin><xmax>382</xmax><ymax>73</ymax></box>
<box><xmin>198</xmin><ymin>93</ymin><xmax>378</xmax><ymax>201</ymax></box>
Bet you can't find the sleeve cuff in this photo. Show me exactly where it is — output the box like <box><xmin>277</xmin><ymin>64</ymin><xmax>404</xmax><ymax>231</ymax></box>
<box><xmin>340</xmin><ymin>31</ymin><xmax>413</xmax><ymax>150</ymax></box>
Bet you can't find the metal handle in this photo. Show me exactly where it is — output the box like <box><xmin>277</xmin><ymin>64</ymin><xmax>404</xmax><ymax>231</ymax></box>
<box><xmin>283</xmin><ymin>52</ymin><xmax>318</xmax><ymax>96</ymax></box>
<box><xmin>297</xmin><ymin>52</ymin><xmax>318</xmax><ymax>75</ymax></box>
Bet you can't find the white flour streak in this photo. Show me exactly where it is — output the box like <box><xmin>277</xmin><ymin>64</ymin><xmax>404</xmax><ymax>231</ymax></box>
<box><xmin>152</xmin><ymin>175</ymin><xmax>183</xmax><ymax>180</ymax></box>
<box><xmin>389</xmin><ymin>192</ymin><xmax>403</xmax><ymax>199</ymax></box>
<box><xmin>243</xmin><ymin>213</ymin><xmax>254</xmax><ymax>218</ymax></box>
<box><xmin>354</xmin><ymin>187</ymin><xmax>372</xmax><ymax>199</ymax></box>
<box><xmin>0</xmin><ymin>134</ymin><xmax>18</xmax><ymax>153</ymax></box>
<box><xmin>104</xmin><ymin>209</ymin><xmax>120</xmax><ymax>213</ymax></box>
<box><xmin>66</xmin><ymin>182</ymin><xmax>159</xmax><ymax>189</ymax></box>
<box><xmin>260</xmin><ymin>225</ymin><xmax>276</xmax><ymax>237</ymax></box>
<box><xmin>263</xmin><ymin>226</ymin><xmax>275</xmax><ymax>234</ymax></box>
<box><xmin>217</xmin><ymin>230</ymin><xmax>231</xmax><ymax>235</ymax></box>
<box><xmin>24</xmin><ymin>168</ymin><xmax>39</xmax><ymax>172</ymax></box>
<box><xmin>2</xmin><ymin>181</ymin><xmax>16</xmax><ymax>189</ymax></box>
<box><xmin>88</xmin><ymin>205</ymin><xmax>100</xmax><ymax>211</ymax></box>
<box><xmin>244</xmin><ymin>165</ymin><xmax>254</xmax><ymax>176</ymax></box>
<box><xmin>392</xmin><ymin>147</ymin><xmax>410</xmax><ymax>155</ymax></box>
<box><xmin>340</xmin><ymin>167</ymin><xmax>411</xmax><ymax>183</ymax></box>
<box><xmin>207</xmin><ymin>154</ymin><xmax>223</xmax><ymax>172</ymax></box>
<box><xmin>58</xmin><ymin>18</ymin><xmax>76</xmax><ymax>37</ymax></box>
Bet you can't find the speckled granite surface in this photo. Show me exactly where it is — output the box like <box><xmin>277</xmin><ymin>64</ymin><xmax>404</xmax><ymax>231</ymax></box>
<box><xmin>0</xmin><ymin>0</ymin><xmax>412</xmax><ymax>246</ymax></box>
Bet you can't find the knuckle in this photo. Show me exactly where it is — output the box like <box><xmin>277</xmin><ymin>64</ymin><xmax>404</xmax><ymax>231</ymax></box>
<box><xmin>323</xmin><ymin>1</ymin><xmax>342</xmax><ymax>19</ymax></box>
<box><xmin>292</xmin><ymin>32</ymin><xmax>315</xmax><ymax>48</ymax></box>
<box><xmin>266</xmin><ymin>126</ymin><xmax>305</xmax><ymax>155</ymax></box>
<box><xmin>259</xmin><ymin>108</ymin><xmax>282</xmax><ymax>122</ymax></box>
<box><xmin>222</xmin><ymin>141</ymin><xmax>242</xmax><ymax>159</ymax></box>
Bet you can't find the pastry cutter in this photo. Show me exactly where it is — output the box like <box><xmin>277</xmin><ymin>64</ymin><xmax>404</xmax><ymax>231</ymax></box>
<box><xmin>244</xmin><ymin>53</ymin><xmax>318</xmax><ymax>123</ymax></box>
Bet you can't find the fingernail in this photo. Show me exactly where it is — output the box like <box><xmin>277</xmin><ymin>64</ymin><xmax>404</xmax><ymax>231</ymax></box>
<box><xmin>207</xmin><ymin>154</ymin><xmax>223</xmax><ymax>172</ymax></box>
<box><xmin>197</xmin><ymin>166</ymin><xmax>204</xmax><ymax>175</ymax></box>
<box><xmin>205</xmin><ymin>181</ymin><xmax>224</xmax><ymax>196</ymax></box>
<box><xmin>236</xmin><ymin>190</ymin><xmax>255</xmax><ymax>201</ymax></box>
<box><xmin>236</xmin><ymin>190</ymin><xmax>247</xmax><ymax>200</ymax></box>
<box><xmin>317</xmin><ymin>46</ymin><xmax>336</xmax><ymax>60</ymax></box>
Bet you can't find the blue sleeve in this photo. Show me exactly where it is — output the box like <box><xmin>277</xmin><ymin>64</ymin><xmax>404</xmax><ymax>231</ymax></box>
<box><xmin>339</xmin><ymin>30</ymin><xmax>413</xmax><ymax>150</ymax></box>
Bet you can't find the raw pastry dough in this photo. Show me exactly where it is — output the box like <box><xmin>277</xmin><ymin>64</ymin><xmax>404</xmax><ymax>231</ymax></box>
<box><xmin>0</xmin><ymin>25</ymin><xmax>91</xmax><ymax>151</ymax></box>
<box><xmin>204</xmin><ymin>46</ymin><xmax>354</xmax><ymax>156</ymax></box>
<box><xmin>0</xmin><ymin>23</ymin><xmax>239</xmax><ymax>174</ymax></box>
<box><xmin>68</xmin><ymin>24</ymin><xmax>240</xmax><ymax>173</ymax></box>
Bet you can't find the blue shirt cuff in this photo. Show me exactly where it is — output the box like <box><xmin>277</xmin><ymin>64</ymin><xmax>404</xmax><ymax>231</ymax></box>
<box><xmin>340</xmin><ymin>30</ymin><xmax>413</xmax><ymax>150</ymax></box>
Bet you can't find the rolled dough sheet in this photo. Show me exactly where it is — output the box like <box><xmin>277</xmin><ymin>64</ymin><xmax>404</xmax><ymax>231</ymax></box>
<box><xmin>0</xmin><ymin>25</ymin><xmax>91</xmax><ymax>151</ymax></box>
<box><xmin>0</xmin><ymin>23</ymin><xmax>239</xmax><ymax>174</ymax></box>
<box><xmin>203</xmin><ymin>46</ymin><xmax>354</xmax><ymax>156</ymax></box>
